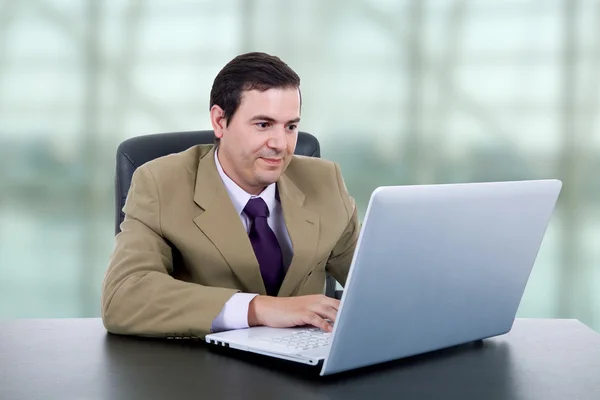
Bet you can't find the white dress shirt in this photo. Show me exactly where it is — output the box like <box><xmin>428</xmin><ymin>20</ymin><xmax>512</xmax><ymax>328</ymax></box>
<box><xmin>211</xmin><ymin>149</ymin><xmax>293</xmax><ymax>332</ymax></box>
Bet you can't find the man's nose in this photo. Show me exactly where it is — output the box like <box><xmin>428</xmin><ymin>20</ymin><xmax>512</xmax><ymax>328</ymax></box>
<box><xmin>267</xmin><ymin>128</ymin><xmax>286</xmax><ymax>150</ymax></box>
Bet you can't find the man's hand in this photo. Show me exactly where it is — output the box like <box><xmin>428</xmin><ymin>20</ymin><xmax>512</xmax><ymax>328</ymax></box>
<box><xmin>248</xmin><ymin>295</ymin><xmax>340</xmax><ymax>332</ymax></box>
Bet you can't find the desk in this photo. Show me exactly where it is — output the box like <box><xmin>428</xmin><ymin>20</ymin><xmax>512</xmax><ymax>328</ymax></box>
<box><xmin>1</xmin><ymin>319</ymin><xmax>599</xmax><ymax>400</ymax></box>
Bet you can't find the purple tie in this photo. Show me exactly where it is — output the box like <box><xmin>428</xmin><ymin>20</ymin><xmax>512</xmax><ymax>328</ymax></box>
<box><xmin>244</xmin><ymin>198</ymin><xmax>285</xmax><ymax>296</ymax></box>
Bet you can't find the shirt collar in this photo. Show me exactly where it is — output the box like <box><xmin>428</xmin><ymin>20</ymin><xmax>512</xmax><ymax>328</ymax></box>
<box><xmin>214</xmin><ymin>148</ymin><xmax>277</xmax><ymax>216</ymax></box>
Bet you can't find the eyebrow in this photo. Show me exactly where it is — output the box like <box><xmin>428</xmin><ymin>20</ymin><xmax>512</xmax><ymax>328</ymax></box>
<box><xmin>250</xmin><ymin>115</ymin><xmax>301</xmax><ymax>124</ymax></box>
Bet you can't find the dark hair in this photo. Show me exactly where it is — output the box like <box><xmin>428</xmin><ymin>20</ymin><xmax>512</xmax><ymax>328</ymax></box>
<box><xmin>210</xmin><ymin>52</ymin><xmax>301</xmax><ymax>145</ymax></box>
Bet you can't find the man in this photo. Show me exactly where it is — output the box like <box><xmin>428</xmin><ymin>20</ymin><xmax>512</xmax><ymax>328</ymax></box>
<box><xmin>101</xmin><ymin>52</ymin><xmax>359</xmax><ymax>339</ymax></box>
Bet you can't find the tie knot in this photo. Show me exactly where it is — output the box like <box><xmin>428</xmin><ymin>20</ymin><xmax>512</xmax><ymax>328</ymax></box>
<box><xmin>244</xmin><ymin>197</ymin><xmax>269</xmax><ymax>219</ymax></box>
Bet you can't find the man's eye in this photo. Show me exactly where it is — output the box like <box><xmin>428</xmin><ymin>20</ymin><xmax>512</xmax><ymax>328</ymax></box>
<box><xmin>256</xmin><ymin>122</ymin><xmax>270</xmax><ymax>129</ymax></box>
<box><xmin>287</xmin><ymin>124</ymin><xmax>297</xmax><ymax>131</ymax></box>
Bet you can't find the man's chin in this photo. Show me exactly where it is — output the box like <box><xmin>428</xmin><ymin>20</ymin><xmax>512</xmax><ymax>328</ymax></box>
<box><xmin>255</xmin><ymin>169</ymin><xmax>284</xmax><ymax>185</ymax></box>
<box><xmin>256</xmin><ymin>174</ymin><xmax>280</xmax><ymax>185</ymax></box>
<box><xmin>254</xmin><ymin>158</ymin><xmax>289</xmax><ymax>181</ymax></box>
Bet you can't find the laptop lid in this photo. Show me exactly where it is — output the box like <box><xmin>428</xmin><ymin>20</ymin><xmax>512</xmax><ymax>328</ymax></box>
<box><xmin>321</xmin><ymin>179</ymin><xmax>561</xmax><ymax>376</ymax></box>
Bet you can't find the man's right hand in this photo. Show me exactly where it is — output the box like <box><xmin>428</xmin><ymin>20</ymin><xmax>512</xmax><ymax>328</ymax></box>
<box><xmin>247</xmin><ymin>295</ymin><xmax>340</xmax><ymax>332</ymax></box>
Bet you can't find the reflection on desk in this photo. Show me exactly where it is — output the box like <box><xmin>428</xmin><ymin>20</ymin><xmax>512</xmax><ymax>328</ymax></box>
<box><xmin>0</xmin><ymin>319</ymin><xmax>599</xmax><ymax>400</ymax></box>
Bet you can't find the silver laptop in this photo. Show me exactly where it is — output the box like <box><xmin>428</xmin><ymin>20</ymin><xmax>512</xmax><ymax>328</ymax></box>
<box><xmin>206</xmin><ymin>179</ymin><xmax>562</xmax><ymax>376</ymax></box>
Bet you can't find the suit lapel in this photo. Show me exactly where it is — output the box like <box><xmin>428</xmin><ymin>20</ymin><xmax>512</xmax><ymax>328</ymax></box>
<box><xmin>277</xmin><ymin>173</ymin><xmax>320</xmax><ymax>297</ymax></box>
<box><xmin>192</xmin><ymin>147</ymin><xmax>267</xmax><ymax>295</ymax></box>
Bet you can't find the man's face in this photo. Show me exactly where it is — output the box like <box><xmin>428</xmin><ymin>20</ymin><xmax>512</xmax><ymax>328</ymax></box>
<box><xmin>211</xmin><ymin>87</ymin><xmax>300</xmax><ymax>195</ymax></box>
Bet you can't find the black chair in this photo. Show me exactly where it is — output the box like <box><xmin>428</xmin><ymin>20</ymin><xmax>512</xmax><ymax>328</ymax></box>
<box><xmin>114</xmin><ymin>130</ymin><xmax>340</xmax><ymax>298</ymax></box>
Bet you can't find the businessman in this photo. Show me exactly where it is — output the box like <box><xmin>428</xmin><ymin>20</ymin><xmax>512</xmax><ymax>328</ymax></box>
<box><xmin>101</xmin><ymin>52</ymin><xmax>359</xmax><ymax>339</ymax></box>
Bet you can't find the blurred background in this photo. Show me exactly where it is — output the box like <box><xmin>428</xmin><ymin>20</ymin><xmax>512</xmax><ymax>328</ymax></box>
<box><xmin>0</xmin><ymin>0</ymin><xmax>599</xmax><ymax>332</ymax></box>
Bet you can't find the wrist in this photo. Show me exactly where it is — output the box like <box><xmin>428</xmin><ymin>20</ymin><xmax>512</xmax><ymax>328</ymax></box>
<box><xmin>248</xmin><ymin>295</ymin><xmax>267</xmax><ymax>327</ymax></box>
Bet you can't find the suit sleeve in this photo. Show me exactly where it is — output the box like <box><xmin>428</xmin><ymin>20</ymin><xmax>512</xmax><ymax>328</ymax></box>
<box><xmin>101</xmin><ymin>165</ymin><xmax>238</xmax><ymax>339</ymax></box>
<box><xmin>325</xmin><ymin>163</ymin><xmax>360</xmax><ymax>287</ymax></box>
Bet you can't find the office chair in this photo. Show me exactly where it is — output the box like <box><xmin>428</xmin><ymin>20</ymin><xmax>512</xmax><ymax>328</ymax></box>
<box><xmin>114</xmin><ymin>130</ymin><xmax>340</xmax><ymax>299</ymax></box>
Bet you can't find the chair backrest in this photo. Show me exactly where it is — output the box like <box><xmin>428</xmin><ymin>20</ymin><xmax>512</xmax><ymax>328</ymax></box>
<box><xmin>113</xmin><ymin>130</ymin><xmax>336</xmax><ymax>297</ymax></box>
<box><xmin>115</xmin><ymin>130</ymin><xmax>320</xmax><ymax>235</ymax></box>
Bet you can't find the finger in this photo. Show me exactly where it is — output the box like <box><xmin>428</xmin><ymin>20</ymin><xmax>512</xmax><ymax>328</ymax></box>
<box><xmin>322</xmin><ymin>297</ymin><xmax>341</xmax><ymax>311</ymax></box>
<box><xmin>303</xmin><ymin>312</ymin><xmax>333</xmax><ymax>332</ymax></box>
<box><xmin>312</xmin><ymin>304</ymin><xmax>338</xmax><ymax>322</ymax></box>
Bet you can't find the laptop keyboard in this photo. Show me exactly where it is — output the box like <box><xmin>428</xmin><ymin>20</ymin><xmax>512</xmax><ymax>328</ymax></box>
<box><xmin>259</xmin><ymin>327</ymin><xmax>332</xmax><ymax>351</ymax></box>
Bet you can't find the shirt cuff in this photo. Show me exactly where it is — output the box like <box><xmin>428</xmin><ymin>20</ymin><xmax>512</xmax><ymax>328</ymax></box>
<box><xmin>211</xmin><ymin>292</ymin><xmax>259</xmax><ymax>333</ymax></box>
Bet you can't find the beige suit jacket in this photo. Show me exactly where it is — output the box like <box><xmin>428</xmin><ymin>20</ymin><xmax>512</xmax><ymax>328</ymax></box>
<box><xmin>101</xmin><ymin>145</ymin><xmax>359</xmax><ymax>338</ymax></box>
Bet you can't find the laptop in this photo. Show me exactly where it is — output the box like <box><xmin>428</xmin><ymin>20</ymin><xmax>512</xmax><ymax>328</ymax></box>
<box><xmin>206</xmin><ymin>179</ymin><xmax>562</xmax><ymax>376</ymax></box>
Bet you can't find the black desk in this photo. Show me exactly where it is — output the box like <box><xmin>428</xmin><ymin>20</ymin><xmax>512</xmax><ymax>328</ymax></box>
<box><xmin>1</xmin><ymin>319</ymin><xmax>599</xmax><ymax>400</ymax></box>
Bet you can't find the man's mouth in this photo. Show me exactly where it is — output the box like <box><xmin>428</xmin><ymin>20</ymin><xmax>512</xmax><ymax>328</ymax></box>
<box><xmin>260</xmin><ymin>157</ymin><xmax>283</xmax><ymax>165</ymax></box>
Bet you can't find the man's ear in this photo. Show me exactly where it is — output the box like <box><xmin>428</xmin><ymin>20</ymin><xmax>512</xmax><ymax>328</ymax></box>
<box><xmin>210</xmin><ymin>105</ymin><xmax>226</xmax><ymax>139</ymax></box>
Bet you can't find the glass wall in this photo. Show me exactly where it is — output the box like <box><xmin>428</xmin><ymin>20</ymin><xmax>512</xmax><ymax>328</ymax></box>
<box><xmin>1</xmin><ymin>0</ymin><xmax>599</xmax><ymax>331</ymax></box>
